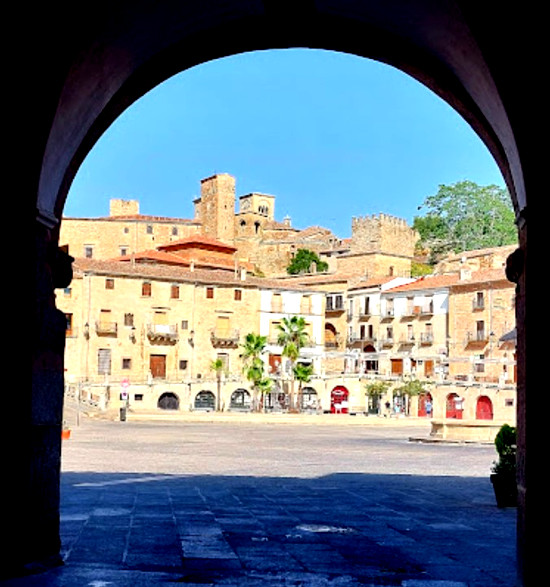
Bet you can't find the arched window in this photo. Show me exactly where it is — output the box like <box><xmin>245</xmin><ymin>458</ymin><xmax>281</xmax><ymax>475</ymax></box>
<box><xmin>194</xmin><ymin>390</ymin><xmax>215</xmax><ymax>411</ymax></box>
<box><xmin>158</xmin><ymin>392</ymin><xmax>179</xmax><ymax>410</ymax></box>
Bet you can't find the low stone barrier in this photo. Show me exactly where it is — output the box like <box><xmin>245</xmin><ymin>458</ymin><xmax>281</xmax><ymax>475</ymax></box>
<box><xmin>429</xmin><ymin>419</ymin><xmax>508</xmax><ymax>443</ymax></box>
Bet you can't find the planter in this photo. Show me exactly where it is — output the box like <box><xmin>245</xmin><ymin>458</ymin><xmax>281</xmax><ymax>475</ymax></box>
<box><xmin>490</xmin><ymin>473</ymin><xmax>517</xmax><ymax>508</ymax></box>
<box><xmin>61</xmin><ymin>429</ymin><xmax>71</xmax><ymax>440</ymax></box>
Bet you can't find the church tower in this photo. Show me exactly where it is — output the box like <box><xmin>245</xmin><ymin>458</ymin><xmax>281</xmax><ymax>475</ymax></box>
<box><xmin>194</xmin><ymin>173</ymin><xmax>236</xmax><ymax>244</ymax></box>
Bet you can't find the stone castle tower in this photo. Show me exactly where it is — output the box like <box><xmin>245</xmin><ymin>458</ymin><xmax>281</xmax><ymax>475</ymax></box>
<box><xmin>350</xmin><ymin>213</ymin><xmax>419</xmax><ymax>257</ymax></box>
<box><xmin>193</xmin><ymin>173</ymin><xmax>236</xmax><ymax>243</ymax></box>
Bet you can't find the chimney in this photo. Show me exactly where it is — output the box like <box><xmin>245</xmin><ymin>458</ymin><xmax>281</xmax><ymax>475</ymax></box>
<box><xmin>459</xmin><ymin>267</ymin><xmax>472</xmax><ymax>281</ymax></box>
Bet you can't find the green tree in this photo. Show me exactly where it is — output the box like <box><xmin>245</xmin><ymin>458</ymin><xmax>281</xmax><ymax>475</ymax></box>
<box><xmin>277</xmin><ymin>316</ymin><xmax>309</xmax><ymax>410</ymax></box>
<box><xmin>393</xmin><ymin>378</ymin><xmax>427</xmax><ymax>416</ymax></box>
<box><xmin>286</xmin><ymin>248</ymin><xmax>329</xmax><ymax>274</ymax></box>
<box><xmin>240</xmin><ymin>333</ymin><xmax>268</xmax><ymax>412</ymax></box>
<box><xmin>414</xmin><ymin>181</ymin><xmax>516</xmax><ymax>263</ymax></box>
<box><xmin>364</xmin><ymin>380</ymin><xmax>391</xmax><ymax>414</ymax></box>
<box><xmin>209</xmin><ymin>358</ymin><xmax>225</xmax><ymax>411</ymax></box>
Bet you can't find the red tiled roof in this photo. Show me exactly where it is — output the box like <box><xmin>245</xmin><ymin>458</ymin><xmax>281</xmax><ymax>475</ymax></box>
<box><xmin>157</xmin><ymin>235</ymin><xmax>237</xmax><ymax>252</ymax></box>
<box><xmin>71</xmin><ymin>258</ymin><xmax>314</xmax><ymax>291</ymax></box>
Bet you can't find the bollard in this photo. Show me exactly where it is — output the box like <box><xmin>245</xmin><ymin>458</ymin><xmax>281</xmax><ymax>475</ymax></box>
<box><xmin>119</xmin><ymin>407</ymin><xmax>127</xmax><ymax>422</ymax></box>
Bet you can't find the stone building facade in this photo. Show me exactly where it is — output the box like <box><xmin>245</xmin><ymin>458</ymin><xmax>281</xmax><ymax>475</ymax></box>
<box><xmin>61</xmin><ymin>173</ymin><xmax>418</xmax><ymax>278</ymax></box>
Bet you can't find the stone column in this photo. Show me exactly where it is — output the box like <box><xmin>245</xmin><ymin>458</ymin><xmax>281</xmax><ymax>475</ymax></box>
<box><xmin>505</xmin><ymin>214</ymin><xmax>527</xmax><ymax>587</ymax></box>
<box><xmin>22</xmin><ymin>222</ymin><xmax>73</xmax><ymax>574</ymax></box>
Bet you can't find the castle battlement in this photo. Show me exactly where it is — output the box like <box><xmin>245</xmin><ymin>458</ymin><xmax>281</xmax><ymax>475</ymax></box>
<box><xmin>351</xmin><ymin>213</ymin><xmax>409</xmax><ymax>228</ymax></box>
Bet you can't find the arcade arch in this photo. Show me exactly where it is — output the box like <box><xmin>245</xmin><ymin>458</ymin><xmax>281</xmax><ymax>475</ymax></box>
<box><xmin>29</xmin><ymin>1</ymin><xmax>530</xmax><ymax>582</ymax></box>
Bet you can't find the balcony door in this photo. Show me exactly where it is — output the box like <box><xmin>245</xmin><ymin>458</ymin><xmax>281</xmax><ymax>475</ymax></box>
<box><xmin>150</xmin><ymin>354</ymin><xmax>166</xmax><ymax>379</ymax></box>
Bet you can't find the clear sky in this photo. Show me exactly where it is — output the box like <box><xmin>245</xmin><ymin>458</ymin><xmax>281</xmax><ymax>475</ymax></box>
<box><xmin>65</xmin><ymin>48</ymin><xmax>505</xmax><ymax>238</ymax></box>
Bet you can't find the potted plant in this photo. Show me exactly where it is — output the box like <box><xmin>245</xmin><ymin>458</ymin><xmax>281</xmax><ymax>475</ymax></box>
<box><xmin>490</xmin><ymin>423</ymin><xmax>517</xmax><ymax>508</ymax></box>
<box><xmin>61</xmin><ymin>420</ymin><xmax>71</xmax><ymax>440</ymax></box>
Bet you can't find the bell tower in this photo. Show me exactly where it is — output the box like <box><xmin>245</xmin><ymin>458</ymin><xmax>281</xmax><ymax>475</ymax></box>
<box><xmin>196</xmin><ymin>173</ymin><xmax>236</xmax><ymax>243</ymax></box>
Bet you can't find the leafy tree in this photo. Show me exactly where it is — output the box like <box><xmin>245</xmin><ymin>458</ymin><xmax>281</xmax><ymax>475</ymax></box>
<box><xmin>286</xmin><ymin>248</ymin><xmax>329</xmax><ymax>274</ymax></box>
<box><xmin>393</xmin><ymin>378</ymin><xmax>427</xmax><ymax>416</ymax></box>
<box><xmin>364</xmin><ymin>380</ymin><xmax>392</xmax><ymax>414</ymax></box>
<box><xmin>277</xmin><ymin>316</ymin><xmax>309</xmax><ymax>410</ymax></box>
<box><xmin>414</xmin><ymin>181</ymin><xmax>516</xmax><ymax>263</ymax></box>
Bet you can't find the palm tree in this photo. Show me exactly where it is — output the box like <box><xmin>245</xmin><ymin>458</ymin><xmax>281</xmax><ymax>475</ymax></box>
<box><xmin>240</xmin><ymin>333</ymin><xmax>268</xmax><ymax>412</ymax></box>
<box><xmin>277</xmin><ymin>316</ymin><xmax>309</xmax><ymax>411</ymax></box>
<box><xmin>210</xmin><ymin>358</ymin><xmax>225</xmax><ymax>411</ymax></box>
<box><xmin>294</xmin><ymin>362</ymin><xmax>313</xmax><ymax>410</ymax></box>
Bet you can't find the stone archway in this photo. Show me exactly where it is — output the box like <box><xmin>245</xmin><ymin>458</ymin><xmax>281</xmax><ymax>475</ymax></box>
<box><xmin>29</xmin><ymin>2</ymin><xmax>531</xmax><ymax>582</ymax></box>
<box><xmin>157</xmin><ymin>392</ymin><xmax>179</xmax><ymax>411</ymax></box>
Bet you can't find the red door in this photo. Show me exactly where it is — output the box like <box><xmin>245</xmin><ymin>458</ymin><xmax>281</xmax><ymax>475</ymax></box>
<box><xmin>331</xmin><ymin>386</ymin><xmax>349</xmax><ymax>413</ymax></box>
<box><xmin>418</xmin><ymin>393</ymin><xmax>433</xmax><ymax>417</ymax></box>
<box><xmin>446</xmin><ymin>393</ymin><xmax>463</xmax><ymax>419</ymax></box>
<box><xmin>476</xmin><ymin>396</ymin><xmax>493</xmax><ymax>420</ymax></box>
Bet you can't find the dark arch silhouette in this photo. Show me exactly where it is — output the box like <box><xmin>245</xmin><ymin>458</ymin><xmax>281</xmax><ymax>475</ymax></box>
<box><xmin>29</xmin><ymin>2</ymin><xmax>531</xmax><ymax>582</ymax></box>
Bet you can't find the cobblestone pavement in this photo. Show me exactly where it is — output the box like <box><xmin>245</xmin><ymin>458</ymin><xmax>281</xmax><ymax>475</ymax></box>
<box><xmin>8</xmin><ymin>416</ymin><xmax>517</xmax><ymax>586</ymax></box>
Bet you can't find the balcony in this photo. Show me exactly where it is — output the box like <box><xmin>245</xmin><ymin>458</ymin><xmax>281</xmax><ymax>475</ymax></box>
<box><xmin>398</xmin><ymin>334</ymin><xmax>416</xmax><ymax>345</ymax></box>
<box><xmin>466</xmin><ymin>330</ymin><xmax>489</xmax><ymax>346</ymax></box>
<box><xmin>419</xmin><ymin>332</ymin><xmax>434</xmax><ymax>345</ymax></box>
<box><xmin>357</xmin><ymin>310</ymin><xmax>372</xmax><ymax>321</ymax></box>
<box><xmin>380</xmin><ymin>337</ymin><xmax>394</xmax><ymax>348</ymax></box>
<box><xmin>472</xmin><ymin>298</ymin><xmax>485</xmax><ymax>311</ymax></box>
<box><xmin>325</xmin><ymin>303</ymin><xmax>345</xmax><ymax>315</ymax></box>
<box><xmin>381</xmin><ymin>309</ymin><xmax>394</xmax><ymax>321</ymax></box>
<box><xmin>95</xmin><ymin>321</ymin><xmax>118</xmax><ymax>336</ymax></box>
<box><xmin>211</xmin><ymin>328</ymin><xmax>240</xmax><ymax>348</ymax></box>
<box><xmin>324</xmin><ymin>336</ymin><xmax>342</xmax><ymax>349</ymax></box>
<box><xmin>347</xmin><ymin>333</ymin><xmax>376</xmax><ymax>345</ymax></box>
<box><xmin>147</xmin><ymin>323</ymin><xmax>178</xmax><ymax>344</ymax></box>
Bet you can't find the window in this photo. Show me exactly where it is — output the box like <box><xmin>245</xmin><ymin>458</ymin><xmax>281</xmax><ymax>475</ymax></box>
<box><xmin>142</xmin><ymin>282</ymin><xmax>152</xmax><ymax>297</ymax></box>
<box><xmin>122</xmin><ymin>358</ymin><xmax>132</xmax><ymax>370</ymax></box>
<box><xmin>234</xmin><ymin>289</ymin><xmax>242</xmax><ymax>301</ymax></box>
<box><xmin>124</xmin><ymin>313</ymin><xmax>134</xmax><ymax>327</ymax></box>
<box><xmin>105</xmin><ymin>278</ymin><xmax>114</xmax><ymax>290</ymax></box>
<box><xmin>272</xmin><ymin>293</ymin><xmax>282</xmax><ymax>312</ymax></box>
<box><xmin>63</xmin><ymin>287</ymin><xmax>72</xmax><ymax>297</ymax></box>
<box><xmin>181</xmin><ymin>320</ymin><xmax>188</xmax><ymax>330</ymax></box>
<box><xmin>171</xmin><ymin>284</ymin><xmax>180</xmax><ymax>299</ymax></box>
<box><xmin>119</xmin><ymin>247</ymin><xmax>128</xmax><ymax>256</ymax></box>
<box><xmin>84</xmin><ymin>245</ymin><xmax>93</xmax><ymax>258</ymax></box>
<box><xmin>206</xmin><ymin>287</ymin><xmax>214</xmax><ymax>299</ymax></box>
<box><xmin>179</xmin><ymin>359</ymin><xmax>188</xmax><ymax>370</ymax></box>
<box><xmin>97</xmin><ymin>349</ymin><xmax>111</xmax><ymax>375</ymax></box>
<box><xmin>123</xmin><ymin>226</ymin><xmax>130</xmax><ymax>234</ymax></box>
<box><xmin>65</xmin><ymin>313</ymin><xmax>74</xmax><ymax>337</ymax></box>
<box><xmin>172</xmin><ymin>226</ymin><xmax>178</xmax><ymax>236</ymax></box>
<box><xmin>474</xmin><ymin>291</ymin><xmax>485</xmax><ymax>310</ymax></box>
<box><xmin>146</xmin><ymin>224</ymin><xmax>153</xmax><ymax>234</ymax></box>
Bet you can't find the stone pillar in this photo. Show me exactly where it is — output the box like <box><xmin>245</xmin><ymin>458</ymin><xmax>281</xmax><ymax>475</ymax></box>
<box><xmin>20</xmin><ymin>222</ymin><xmax>73</xmax><ymax>575</ymax></box>
<box><xmin>506</xmin><ymin>215</ymin><xmax>527</xmax><ymax>587</ymax></box>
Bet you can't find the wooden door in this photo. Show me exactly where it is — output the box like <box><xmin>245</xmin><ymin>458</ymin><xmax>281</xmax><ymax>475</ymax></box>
<box><xmin>391</xmin><ymin>359</ymin><xmax>403</xmax><ymax>375</ymax></box>
<box><xmin>476</xmin><ymin>396</ymin><xmax>494</xmax><ymax>420</ymax></box>
<box><xmin>150</xmin><ymin>354</ymin><xmax>166</xmax><ymax>379</ymax></box>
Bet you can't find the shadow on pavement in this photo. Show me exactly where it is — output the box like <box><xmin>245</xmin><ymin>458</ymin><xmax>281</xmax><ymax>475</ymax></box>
<box><xmin>8</xmin><ymin>471</ymin><xmax>516</xmax><ymax>586</ymax></box>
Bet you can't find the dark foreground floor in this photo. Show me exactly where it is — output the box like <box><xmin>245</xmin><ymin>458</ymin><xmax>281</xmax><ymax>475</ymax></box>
<box><xmin>6</xmin><ymin>419</ymin><xmax>517</xmax><ymax>586</ymax></box>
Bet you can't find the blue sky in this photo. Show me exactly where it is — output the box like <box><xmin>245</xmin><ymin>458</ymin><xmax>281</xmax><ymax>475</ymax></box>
<box><xmin>65</xmin><ymin>49</ymin><xmax>505</xmax><ymax>238</ymax></box>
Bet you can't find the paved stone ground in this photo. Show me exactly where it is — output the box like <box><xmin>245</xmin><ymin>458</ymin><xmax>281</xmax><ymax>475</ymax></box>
<box><xmin>7</xmin><ymin>416</ymin><xmax>517</xmax><ymax>586</ymax></box>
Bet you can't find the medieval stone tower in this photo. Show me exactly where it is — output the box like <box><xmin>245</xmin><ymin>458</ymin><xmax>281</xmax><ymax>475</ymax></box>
<box><xmin>193</xmin><ymin>173</ymin><xmax>236</xmax><ymax>243</ymax></box>
<box><xmin>350</xmin><ymin>213</ymin><xmax>418</xmax><ymax>257</ymax></box>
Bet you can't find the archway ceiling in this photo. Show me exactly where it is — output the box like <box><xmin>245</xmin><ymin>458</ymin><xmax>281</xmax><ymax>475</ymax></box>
<box><xmin>35</xmin><ymin>0</ymin><xmax>525</xmax><ymax>228</ymax></box>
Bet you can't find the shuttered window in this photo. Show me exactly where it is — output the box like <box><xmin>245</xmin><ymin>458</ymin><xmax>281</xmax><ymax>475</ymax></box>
<box><xmin>98</xmin><ymin>349</ymin><xmax>111</xmax><ymax>375</ymax></box>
